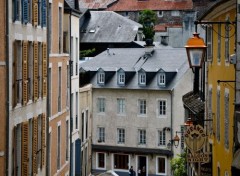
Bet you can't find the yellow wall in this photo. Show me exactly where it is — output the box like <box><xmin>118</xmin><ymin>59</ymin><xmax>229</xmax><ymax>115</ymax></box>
<box><xmin>206</xmin><ymin>4</ymin><xmax>235</xmax><ymax>176</ymax></box>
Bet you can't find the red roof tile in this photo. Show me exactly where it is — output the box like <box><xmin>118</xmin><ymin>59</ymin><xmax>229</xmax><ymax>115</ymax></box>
<box><xmin>107</xmin><ymin>0</ymin><xmax>193</xmax><ymax>11</ymax></box>
<box><xmin>154</xmin><ymin>23</ymin><xmax>183</xmax><ymax>32</ymax></box>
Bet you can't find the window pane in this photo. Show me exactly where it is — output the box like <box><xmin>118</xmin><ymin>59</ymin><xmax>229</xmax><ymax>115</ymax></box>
<box><xmin>98</xmin><ymin>98</ymin><xmax>105</xmax><ymax>112</ymax></box>
<box><xmin>158</xmin><ymin>157</ymin><xmax>165</xmax><ymax>173</ymax></box>
<box><xmin>117</xmin><ymin>98</ymin><xmax>125</xmax><ymax>114</ymax></box>
<box><xmin>98</xmin><ymin>153</ymin><xmax>105</xmax><ymax>168</ymax></box>
<box><xmin>159</xmin><ymin>130</ymin><xmax>166</xmax><ymax>146</ymax></box>
<box><xmin>118</xmin><ymin>128</ymin><xmax>125</xmax><ymax>143</ymax></box>
<box><xmin>114</xmin><ymin>154</ymin><xmax>129</xmax><ymax>169</ymax></box>
<box><xmin>139</xmin><ymin>99</ymin><xmax>146</xmax><ymax>114</ymax></box>
<box><xmin>139</xmin><ymin>130</ymin><xmax>146</xmax><ymax>144</ymax></box>
<box><xmin>159</xmin><ymin>100</ymin><xmax>166</xmax><ymax>115</ymax></box>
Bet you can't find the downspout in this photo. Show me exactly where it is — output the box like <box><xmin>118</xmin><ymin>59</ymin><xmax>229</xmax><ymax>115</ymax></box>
<box><xmin>169</xmin><ymin>90</ymin><xmax>173</xmax><ymax>154</ymax></box>
<box><xmin>6</xmin><ymin>0</ymin><xmax>9</xmax><ymax>175</ymax></box>
<box><xmin>46</xmin><ymin>1</ymin><xmax>50</xmax><ymax>175</ymax></box>
<box><xmin>69</xmin><ymin>10</ymin><xmax>73</xmax><ymax>176</ymax></box>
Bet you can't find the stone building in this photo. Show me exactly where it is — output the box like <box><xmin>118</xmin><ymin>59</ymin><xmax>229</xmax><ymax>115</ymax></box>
<box><xmin>79</xmin><ymin>47</ymin><xmax>193</xmax><ymax>176</ymax></box>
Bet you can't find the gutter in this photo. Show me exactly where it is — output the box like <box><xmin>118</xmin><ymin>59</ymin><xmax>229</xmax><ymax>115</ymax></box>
<box><xmin>6</xmin><ymin>0</ymin><xmax>9</xmax><ymax>175</ymax></box>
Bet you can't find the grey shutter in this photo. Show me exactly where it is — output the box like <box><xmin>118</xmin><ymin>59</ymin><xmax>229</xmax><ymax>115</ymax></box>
<box><xmin>22</xmin><ymin>0</ymin><xmax>29</xmax><ymax>24</ymax></box>
<box><xmin>42</xmin><ymin>0</ymin><xmax>46</xmax><ymax>27</ymax></box>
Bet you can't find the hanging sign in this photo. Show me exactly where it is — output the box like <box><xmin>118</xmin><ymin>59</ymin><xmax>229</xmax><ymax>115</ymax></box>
<box><xmin>184</xmin><ymin>124</ymin><xmax>207</xmax><ymax>154</ymax></box>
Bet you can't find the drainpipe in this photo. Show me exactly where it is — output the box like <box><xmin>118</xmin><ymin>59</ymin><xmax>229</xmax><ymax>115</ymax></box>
<box><xmin>169</xmin><ymin>90</ymin><xmax>173</xmax><ymax>154</ymax></box>
<box><xmin>69</xmin><ymin>10</ymin><xmax>73</xmax><ymax>176</ymax></box>
<box><xmin>6</xmin><ymin>0</ymin><xmax>9</xmax><ymax>175</ymax></box>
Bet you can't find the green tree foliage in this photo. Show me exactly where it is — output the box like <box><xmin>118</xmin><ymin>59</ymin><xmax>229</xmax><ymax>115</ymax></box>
<box><xmin>170</xmin><ymin>151</ymin><xmax>187</xmax><ymax>176</ymax></box>
<box><xmin>138</xmin><ymin>10</ymin><xmax>157</xmax><ymax>40</ymax></box>
<box><xmin>80</xmin><ymin>48</ymin><xmax>96</xmax><ymax>58</ymax></box>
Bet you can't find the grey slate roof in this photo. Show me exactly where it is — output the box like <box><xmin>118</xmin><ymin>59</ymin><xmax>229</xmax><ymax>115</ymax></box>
<box><xmin>65</xmin><ymin>0</ymin><xmax>80</xmax><ymax>10</ymax></box>
<box><xmin>80</xmin><ymin>11</ymin><xmax>142</xmax><ymax>43</ymax></box>
<box><xmin>80</xmin><ymin>47</ymin><xmax>190</xmax><ymax>90</ymax></box>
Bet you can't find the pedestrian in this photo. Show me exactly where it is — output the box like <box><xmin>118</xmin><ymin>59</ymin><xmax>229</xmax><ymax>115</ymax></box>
<box><xmin>138</xmin><ymin>167</ymin><xmax>141</xmax><ymax>176</ymax></box>
<box><xmin>129</xmin><ymin>166</ymin><xmax>134</xmax><ymax>176</ymax></box>
<box><xmin>141</xmin><ymin>166</ymin><xmax>146</xmax><ymax>176</ymax></box>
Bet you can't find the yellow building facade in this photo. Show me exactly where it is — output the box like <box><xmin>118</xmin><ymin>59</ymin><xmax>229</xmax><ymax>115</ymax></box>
<box><xmin>200</xmin><ymin>0</ymin><xmax>236</xmax><ymax>175</ymax></box>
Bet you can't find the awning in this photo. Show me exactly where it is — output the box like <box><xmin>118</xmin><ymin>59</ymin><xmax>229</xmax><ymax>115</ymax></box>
<box><xmin>232</xmin><ymin>149</ymin><xmax>240</xmax><ymax>169</ymax></box>
<box><xmin>182</xmin><ymin>91</ymin><xmax>204</xmax><ymax>114</ymax></box>
<box><xmin>92</xmin><ymin>144</ymin><xmax>173</xmax><ymax>157</ymax></box>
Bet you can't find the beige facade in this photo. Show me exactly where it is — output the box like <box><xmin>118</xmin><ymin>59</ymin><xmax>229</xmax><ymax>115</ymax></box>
<box><xmin>7</xmin><ymin>0</ymin><xmax>47</xmax><ymax>175</ymax></box>
<box><xmin>79</xmin><ymin>85</ymin><xmax>93</xmax><ymax>176</ymax></box>
<box><xmin>48</xmin><ymin>0</ymin><xmax>70</xmax><ymax>175</ymax></box>
<box><xmin>79</xmin><ymin>67</ymin><xmax>192</xmax><ymax>175</ymax></box>
<box><xmin>0</xmin><ymin>0</ymin><xmax>6</xmax><ymax>175</ymax></box>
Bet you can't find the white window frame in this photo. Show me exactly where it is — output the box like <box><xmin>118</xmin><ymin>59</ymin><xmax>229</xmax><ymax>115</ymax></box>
<box><xmin>158</xmin><ymin>73</ymin><xmax>165</xmax><ymax>86</ymax></box>
<box><xmin>98</xmin><ymin>127</ymin><xmax>105</xmax><ymax>143</ymax></box>
<box><xmin>96</xmin><ymin>152</ymin><xmax>106</xmax><ymax>169</ymax></box>
<box><xmin>139</xmin><ymin>72</ymin><xmax>146</xmax><ymax>85</ymax></box>
<box><xmin>158</xmin><ymin>99</ymin><xmax>167</xmax><ymax>117</ymax></box>
<box><xmin>138</xmin><ymin>129</ymin><xmax>146</xmax><ymax>145</ymax></box>
<box><xmin>117</xmin><ymin>98</ymin><xmax>126</xmax><ymax>115</ymax></box>
<box><xmin>117</xmin><ymin>128</ymin><xmax>125</xmax><ymax>144</ymax></box>
<box><xmin>158</xmin><ymin>130</ymin><xmax>166</xmax><ymax>146</ymax></box>
<box><xmin>118</xmin><ymin>73</ymin><xmax>125</xmax><ymax>85</ymax></box>
<box><xmin>98</xmin><ymin>97</ymin><xmax>105</xmax><ymax>113</ymax></box>
<box><xmin>98</xmin><ymin>72</ymin><xmax>105</xmax><ymax>84</ymax></box>
<box><xmin>138</xmin><ymin>99</ymin><xmax>147</xmax><ymax>115</ymax></box>
<box><xmin>156</xmin><ymin>156</ymin><xmax>167</xmax><ymax>175</ymax></box>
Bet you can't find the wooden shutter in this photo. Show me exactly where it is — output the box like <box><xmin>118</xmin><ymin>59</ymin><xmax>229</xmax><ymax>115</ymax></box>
<box><xmin>22</xmin><ymin>41</ymin><xmax>28</xmax><ymax>105</ymax></box>
<box><xmin>32</xmin><ymin>117</ymin><xmax>38</xmax><ymax>175</ymax></box>
<box><xmin>33</xmin><ymin>42</ymin><xmax>38</xmax><ymax>101</ymax></box>
<box><xmin>41</xmin><ymin>114</ymin><xmax>46</xmax><ymax>167</ymax></box>
<box><xmin>32</xmin><ymin>0</ymin><xmax>38</xmax><ymax>26</ymax></box>
<box><xmin>21</xmin><ymin>122</ymin><xmax>29</xmax><ymax>176</ymax></box>
<box><xmin>13</xmin><ymin>41</ymin><xmax>18</xmax><ymax>107</ymax></box>
<box><xmin>42</xmin><ymin>43</ymin><xmax>47</xmax><ymax>97</ymax></box>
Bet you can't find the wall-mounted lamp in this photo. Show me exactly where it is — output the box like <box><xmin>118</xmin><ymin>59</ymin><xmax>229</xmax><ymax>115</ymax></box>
<box><xmin>168</xmin><ymin>131</ymin><xmax>183</xmax><ymax>148</ymax></box>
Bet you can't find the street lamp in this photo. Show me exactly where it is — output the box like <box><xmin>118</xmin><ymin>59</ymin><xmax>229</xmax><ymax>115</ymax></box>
<box><xmin>185</xmin><ymin>33</ymin><xmax>207</xmax><ymax>68</ymax></box>
<box><xmin>185</xmin><ymin>32</ymin><xmax>206</xmax><ymax>93</ymax></box>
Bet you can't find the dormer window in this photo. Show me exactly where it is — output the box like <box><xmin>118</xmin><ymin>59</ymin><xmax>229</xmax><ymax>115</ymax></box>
<box><xmin>119</xmin><ymin>73</ymin><xmax>125</xmax><ymax>84</ymax></box>
<box><xmin>97</xmin><ymin>69</ymin><xmax>105</xmax><ymax>85</ymax></box>
<box><xmin>158</xmin><ymin>73</ymin><xmax>166</xmax><ymax>86</ymax></box>
<box><xmin>117</xmin><ymin>69</ymin><xmax>125</xmax><ymax>86</ymax></box>
<box><xmin>139</xmin><ymin>72</ymin><xmax>146</xmax><ymax>86</ymax></box>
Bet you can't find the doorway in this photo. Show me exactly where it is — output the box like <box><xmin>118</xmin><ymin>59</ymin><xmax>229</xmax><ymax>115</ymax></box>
<box><xmin>137</xmin><ymin>156</ymin><xmax>147</xmax><ymax>176</ymax></box>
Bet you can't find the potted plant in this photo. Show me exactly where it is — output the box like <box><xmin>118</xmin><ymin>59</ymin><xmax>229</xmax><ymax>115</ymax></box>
<box><xmin>139</xmin><ymin>10</ymin><xmax>157</xmax><ymax>46</ymax></box>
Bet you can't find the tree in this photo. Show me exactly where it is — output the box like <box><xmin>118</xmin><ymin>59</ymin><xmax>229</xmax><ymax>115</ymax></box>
<box><xmin>170</xmin><ymin>151</ymin><xmax>187</xmax><ymax>176</ymax></box>
<box><xmin>138</xmin><ymin>10</ymin><xmax>157</xmax><ymax>44</ymax></box>
<box><xmin>80</xmin><ymin>48</ymin><xmax>96</xmax><ymax>58</ymax></box>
